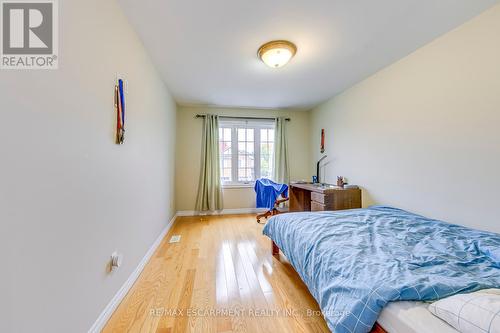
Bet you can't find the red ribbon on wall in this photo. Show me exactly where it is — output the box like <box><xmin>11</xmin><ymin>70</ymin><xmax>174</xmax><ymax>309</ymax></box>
<box><xmin>320</xmin><ymin>129</ymin><xmax>325</xmax><ymax>153</ymax></box>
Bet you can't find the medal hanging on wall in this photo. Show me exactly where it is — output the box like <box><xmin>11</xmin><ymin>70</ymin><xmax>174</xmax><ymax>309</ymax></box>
<box><xmin>320</xmin><ymin>128</ymin><xmax>325</xmax><ymax>153</ymax></box>
<box><xmin>114</xmin><ymin>79</ymin><xmax>125</xmax><ymax>144</ymax></box>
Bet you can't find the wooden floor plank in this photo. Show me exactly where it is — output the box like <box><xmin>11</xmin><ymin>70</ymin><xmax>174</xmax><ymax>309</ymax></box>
<box><xmin>103</xmin><ymin>214</ymin><xmax>330</xmax><ymax>333</ymax></box>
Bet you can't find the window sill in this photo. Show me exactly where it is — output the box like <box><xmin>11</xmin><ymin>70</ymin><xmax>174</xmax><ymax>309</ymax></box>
<box><xmin>222</xmin><ymin>183</ymin><xmax>255</xmax><ymax>189</ymax></box>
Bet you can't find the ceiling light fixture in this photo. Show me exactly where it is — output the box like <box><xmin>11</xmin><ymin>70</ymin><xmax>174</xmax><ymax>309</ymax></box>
<box><xmin>257</xmin><ymin>40</ymin><xmax>297</xmax><ymax>68</ymax></box>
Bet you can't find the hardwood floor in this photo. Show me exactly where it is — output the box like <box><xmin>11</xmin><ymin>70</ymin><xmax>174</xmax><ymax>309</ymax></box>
<box><xmin>103</xmin><ymin>214</ymin><xmax>330</xmax><ymax>333</ymax></box>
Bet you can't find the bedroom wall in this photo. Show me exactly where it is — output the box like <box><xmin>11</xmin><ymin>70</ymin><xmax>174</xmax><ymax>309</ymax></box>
<box><xmin>175</xmin><ymin>106</ymin><xmax>311</xmax><ymax>212</ymax></box>
<box><xmin>310</xmin><ymin>4</ymin><xmax>500</xmax><ymax>232</ymax></box>
<box><xmin>0</xmin><ymin>0</ymin><xmax>176</xmax><ymax>332</ymax></box>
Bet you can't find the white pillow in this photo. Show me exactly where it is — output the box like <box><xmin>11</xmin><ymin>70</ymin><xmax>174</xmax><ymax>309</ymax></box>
<box><xmin>428</xmin><ymin>289</ymin><xmax>500</xmax><ymax>333</ymax></box>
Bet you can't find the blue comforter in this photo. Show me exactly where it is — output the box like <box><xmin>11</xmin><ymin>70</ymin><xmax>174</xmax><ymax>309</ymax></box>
<box><xmin>263</xmin><ymin>206</ymin><xmax>500</xmax><ymax>333</ymax></box>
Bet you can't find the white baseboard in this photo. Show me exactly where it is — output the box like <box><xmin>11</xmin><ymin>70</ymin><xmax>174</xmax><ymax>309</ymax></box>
<box><xmin>88</xmin><ymin>214</ymin><xmax>177</xmax><ymax>333</ymax></box>
<box><xmin>176</xmin><ymin>207</ymin><xmax>288</xmax><ymax>216</ymax></box>
<box><xmin>177</xmin><ymin>208</ymin><xmax>265</xmax><ymax>216</ymax></box>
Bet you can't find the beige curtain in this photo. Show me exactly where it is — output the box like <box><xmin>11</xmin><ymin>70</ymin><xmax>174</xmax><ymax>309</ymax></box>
<box><xmin>195</xmin><ymin>114</ymin><xmax>223</xmax><ymax>211</ymax></box>
<box><xmin>273</xmin><ymin>117</ymin><xmax>290</xmax><ymax>184</ymax></box>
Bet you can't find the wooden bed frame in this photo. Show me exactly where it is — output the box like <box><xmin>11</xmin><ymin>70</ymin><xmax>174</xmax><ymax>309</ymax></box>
<box><xmin>271</xmin><ymin>240</ymin><xmax>388</xmax><ymax>333</ymax></box>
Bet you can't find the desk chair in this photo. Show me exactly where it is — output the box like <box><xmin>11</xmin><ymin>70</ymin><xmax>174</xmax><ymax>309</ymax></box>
<box><xmin>254</xmin><ymin>178</ymin><xmax>289</xmax><ymax>224</ymax></box>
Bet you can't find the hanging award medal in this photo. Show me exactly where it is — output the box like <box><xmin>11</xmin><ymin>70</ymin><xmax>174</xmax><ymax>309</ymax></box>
<box><xmin>115</xmin><ymin>79</ymin><xmax>125</xmax><ymax>144</ymax></box>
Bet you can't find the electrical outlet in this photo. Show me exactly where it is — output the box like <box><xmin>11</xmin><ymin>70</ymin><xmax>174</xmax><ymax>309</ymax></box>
<box><xmin>110</xmin><ymin>252</ymin><xmax>123</xmax><ymax>272</ymax></box>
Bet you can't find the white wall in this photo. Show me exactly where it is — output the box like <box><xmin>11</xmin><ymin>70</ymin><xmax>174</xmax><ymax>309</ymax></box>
<box><xmin>0</xmin><ymin>1</ymin><xmax>176</xmax><ymax>332</ymax></box>
<box><xmin>176</xmin><ymin>106</ymin><xmax>311</xmax><ymax>211</ymax></box>
<box><xmin>310</xmin><ymin>4</ymin><xmax>500</xmax><ymax>232</ymax></box>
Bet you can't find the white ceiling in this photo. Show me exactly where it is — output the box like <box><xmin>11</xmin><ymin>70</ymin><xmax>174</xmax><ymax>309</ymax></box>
<box><xmin>118</xmin><ymin>0</ymin><xmax>498</xmax><ymax>110</ymax></box>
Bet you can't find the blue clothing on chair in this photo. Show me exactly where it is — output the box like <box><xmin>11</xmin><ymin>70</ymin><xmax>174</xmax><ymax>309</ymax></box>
<box><xmin>254</xmin><ymin>178</ymin><xmax>289</xmax><ymax>209</ymax></box>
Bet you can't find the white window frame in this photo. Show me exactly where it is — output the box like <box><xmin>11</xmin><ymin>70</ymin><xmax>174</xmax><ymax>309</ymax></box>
<box><xmin>219</xmin><ymin>118</ymin><xmax>275</xmax><ymax>187</ymax></box>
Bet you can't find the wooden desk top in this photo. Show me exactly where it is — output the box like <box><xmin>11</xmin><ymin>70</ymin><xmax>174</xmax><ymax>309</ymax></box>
<box><xmin>290</xmin><ymin>182</ymin><xmax>359</xmax><ymax>194</ymax></box>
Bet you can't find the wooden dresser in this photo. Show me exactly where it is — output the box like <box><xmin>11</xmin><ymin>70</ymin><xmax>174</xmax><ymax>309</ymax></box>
<box><xmin>289</xmin><ymin>182</ymin><xmax>361</xmax><ymax>212</ymax></box>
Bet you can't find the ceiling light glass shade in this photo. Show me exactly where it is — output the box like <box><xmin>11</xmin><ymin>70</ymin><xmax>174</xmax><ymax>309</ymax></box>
<box><xmin>258</xmin><ymin>40</ymin><xmax>297</xmax><ymax>68</ymax></box>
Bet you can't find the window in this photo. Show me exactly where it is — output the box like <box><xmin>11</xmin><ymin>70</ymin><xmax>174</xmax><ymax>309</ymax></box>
<box><xmin>219</xmin><ymin>118</ymin><xmax>275</xmax><ymax>186</ymax></box>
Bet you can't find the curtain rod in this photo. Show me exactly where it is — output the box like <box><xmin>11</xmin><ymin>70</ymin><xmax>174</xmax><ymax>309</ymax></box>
<box><xmin>195</xmin><ymin>114</ymin><xmax>290</xmax><ymax>121</ymax></box>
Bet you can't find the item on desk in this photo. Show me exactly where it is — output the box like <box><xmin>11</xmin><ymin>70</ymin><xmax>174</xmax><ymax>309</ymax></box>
<box><xmin>316</xmin><ymin>155</ymin><xmax>328</xmax><ymax>183</ymax></box>
<box><xmin>344</xmin><ymin>185</ymin><xmax>359</xmax><ymax>189</ymax></box>
<box><xmin>337</xmin><ymin>176</ymin><xmax>346</xmax><ymax>188</ymax></box>
<box><xmin>312</xmin><ymin>176</ymin><xmax>318</xmax><ymax>184</ymax></box>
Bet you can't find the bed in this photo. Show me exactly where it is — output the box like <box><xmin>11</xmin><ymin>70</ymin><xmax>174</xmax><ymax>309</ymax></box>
<box><xmin>377</xmin><ymin>300</ymin><xmax>458</xmax><ymax>332</ymax></box>
<box><xmin>262</xmin><ymin>206</ymin><xmax>500</xmax><ymax>333</ymax></box>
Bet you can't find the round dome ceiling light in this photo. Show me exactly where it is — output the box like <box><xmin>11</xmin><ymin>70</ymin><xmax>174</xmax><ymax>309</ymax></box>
<box><xmin>257</xmin><ymin>40</ymin><xmax>297</xmax><ymax>68</ymax></box>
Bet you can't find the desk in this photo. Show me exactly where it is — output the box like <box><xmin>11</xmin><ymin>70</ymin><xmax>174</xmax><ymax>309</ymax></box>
<box><xmin>289</xmin><ymin>182</ymin><xmax>362</xmax><ymax>212</ymax></box>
